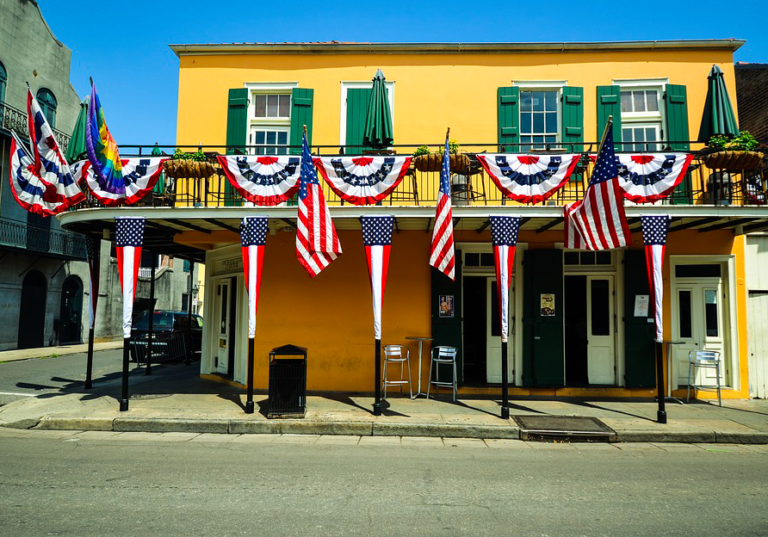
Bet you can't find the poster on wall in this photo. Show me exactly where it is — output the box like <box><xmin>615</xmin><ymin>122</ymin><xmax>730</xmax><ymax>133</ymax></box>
<box><xmin>439</xmin><ymin>295</ymin><xmax>454</xmax><ymax>318</ymax></box>
<box><xmin>540</xmin><ymin>294</ymin><xmax>555</xmax><ymax>317</ymax></box>
<box><xmin>634</xmin><ymin>295</ymin><xmax>650</xmax><ymax>317</ymax></box>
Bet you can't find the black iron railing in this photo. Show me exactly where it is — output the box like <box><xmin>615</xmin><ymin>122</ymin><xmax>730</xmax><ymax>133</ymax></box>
<box><xmin>73</xmin><ymin>141</ymin><xmax>768</xmax><ymax>209</ymax></box>
<box><xmin>0</xmin><ymin>219</ymin><xmax>87</xmax><ymax>260</ymax></box>
<box><xmin>0</xmin><ymin>101</ymin><xmax>72</xmax><ymax>155</ymax></box>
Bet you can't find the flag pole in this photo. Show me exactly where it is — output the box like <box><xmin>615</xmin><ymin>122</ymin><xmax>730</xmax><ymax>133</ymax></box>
<box><xmin>501</xmin><ymin>340</ymin><xmax>510</xmax><ymax>419</ymax></box>
<box><xmin>85</xmin><ymin>327</ymin><xmax>95</xmax><ymax>389</ymax></box>
<box><xmin>145</xmin><ymin>254</ymin><xmax>155</xmax><ymax>376</ymax></box>
<box><xmin>245</xmin><ymin>338</ymin><xmax>255</xmax><ymax>414</ymax></box>
<box><xmin>120</xmin><ymin>337</ymin><xmax>130</xmax><ymax>411</ymax></box>
<box><xmin>373</xmin><ymin>338</ymin><xmax>382</xmax><ymax>416</ymax></box>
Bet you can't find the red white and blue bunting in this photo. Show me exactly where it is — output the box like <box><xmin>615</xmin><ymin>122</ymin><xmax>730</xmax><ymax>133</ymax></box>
<box><xmin>217</xmin><ymin>155</ymin><xmax>301</xmax><ymax>206</ymax></box>
<box><xmin>75</xmin><ymin>158</ymin><xmax>166</xmax><ymax>206</ymax></box>
<box><xmin>314</xmin><ymin>156</ymin><xmax>411</xmax><ymax>205</ymax></box>
<box><xmin>615</xmin><ymin>153</ymin><xmax>694</xmax><ymax>203</ymax></box>
<box><xmin>477</xmin><ymin>154</ymin><xmax>580</xmax><ymax>204</ymax></box>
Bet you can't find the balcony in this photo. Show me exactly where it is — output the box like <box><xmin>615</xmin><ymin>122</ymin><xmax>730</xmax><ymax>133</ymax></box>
<box><xmin>0</xmin><ymin>219</ymin><xmax>87</xmax><ymax>260</ymax></box>
<box><xmin>0</xmin><ymin>101</ymin><xmax>72</xmax><ymax>156</ymax></box>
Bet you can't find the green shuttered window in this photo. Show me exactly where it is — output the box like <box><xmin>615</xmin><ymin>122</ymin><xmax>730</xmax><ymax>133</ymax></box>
<box><xmin>497</xmin><ymin>87</ymin><xmax>519</xmax><ymax>152</ymax></box>
<box><xmin>665</xmin><ymin>84</ymin><xmax>691</xmax><ymax>203</ymax></box>
<box><xmin>596</xmin><ymin>85</ymin><xmax>623</xmax><ymax>147</ymax></box>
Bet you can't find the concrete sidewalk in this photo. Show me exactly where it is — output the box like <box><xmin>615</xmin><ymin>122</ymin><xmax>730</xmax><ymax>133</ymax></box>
<box><xmin>0</xmin><ymin>341</ymin><xmax>123</xmax><ymax>363</ymax></box>
<box><xmin>0</xmin><ymin>364</ymin><xmax>765</xmax><ymax>443</ymax></box>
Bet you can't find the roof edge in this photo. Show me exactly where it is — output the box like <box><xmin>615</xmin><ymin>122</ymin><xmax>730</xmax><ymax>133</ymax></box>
<box><xmin>169</xmin><ymin>39</ymin><xmax>746</xmax><ymax>58</ymax></box>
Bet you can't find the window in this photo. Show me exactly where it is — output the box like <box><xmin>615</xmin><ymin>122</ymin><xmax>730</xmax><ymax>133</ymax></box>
<box><xmin>36</xmin><ymin>88</ymin><xmax>57</xmax><ymax>129</ymax></box>
<box><xmin>0</xmin><ymin>61</ymin><xmax>6</xmax><ymax>103</ymax></box>
<box><xmin>622</xmin><ymin>124</ymin><xmax>661</xmax><ymax>152</ymax></box>
<box><xmin>250</xmin><ymin>127</ymin><xmax>289</xmax><ymax>155</ymax></box>
<box><xmin>564</xmin><ymin>251</ymin><xmax>612</xmax><ymax>266</ymax></box>
<box><xmin>615</xmin><ymin>81</ymin><xmax>665</xmax><ymax>153</ymax></box>
<box><xmin>520</xmin><ymin>90</ymin><xmax>558</xmax><ymax>151</ymax></box>
<box><xmin>704</xmin><ymin>289</ymin><xmax>719</xmax><ymax>337</ymax></box>
<box><xmin>621</xmin><ymin>90</ymin><xmax>659</xmax><ymax>114</ymax></box>
<box><xmin>678</xmin><ymin>290</ymin><xmax>692</xmax><ymax>338</ymax></box>
<box><xmin>254</xmin><ymin>94</ymin><xmax>290</xmax><ymax>119</ymax></box>
<box><xmin>464</xmin><ymin>252</ymin><xmax>495</xmax><ymax>268</ymax></box>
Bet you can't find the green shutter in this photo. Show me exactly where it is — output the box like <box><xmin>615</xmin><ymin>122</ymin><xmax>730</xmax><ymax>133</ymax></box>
<box><xmin>289</xmin><ymin>88</ymin><xmax>314</xmax><ymax>155</ymax></box>
<box><xmin>522</xmin><ymin>249</ymin><xmax>565</xmax><ymax>388</ymax></box>
<box><xmin>665</xmin><ymin>84</ymin><xmax>692</xmax><ymax>203</ymax></box>
<box><xmin>344</xmin><ymin>88</ymin><xmax>370</xmax><ymax>155</ymax></box>
<box><xmin>225</xmin><ymin>88</ymin><xmax>249</xmax><ymax>206</ymax></box>
<box><xmin>431</xmin><ymin>255</ymin><xmax>463</xmax><ymax>384</ymax></box>
<box><xmin>561</xmin><ymin>87</ymin><xmax>583</xmax><ymax>153</ymax></box>
<box><xmin>623</xmin><ymin>250</ymin><xmax>657</xmax><ymax>388</ymax></box>
<box><xmin>596</xmin><ymin>85</ymin><xmax>622</xmax><ymax>149</ymax></box>
<box><xmin>497</xmin><ymin>87</ymin><xmax>519</xmax><ymax>152</ymax></box>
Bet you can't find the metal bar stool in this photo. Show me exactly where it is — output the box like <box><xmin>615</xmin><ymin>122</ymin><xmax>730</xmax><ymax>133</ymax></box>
<box><xmin>427</xmin><ymin>346</ymin><xmax>458</xmax><ymax>402</ymax></box>
<box><xmin>382</xmin><ymin>345</ymin><xmax>412</xmax><ymax>399</ymax></box>
<box><xmin>687</xmin><ymin>350</ymin><xmax>723</xmax><ymax>406</ymax></box>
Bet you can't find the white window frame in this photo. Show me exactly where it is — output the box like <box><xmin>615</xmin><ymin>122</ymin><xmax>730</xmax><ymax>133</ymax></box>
<box><xmin>614</xmin><ymin>79</ymin><xmax>667</xmax><ymax>150</ymax></box>
<box><xmin>621</xmin><ymin>122</ymin><xmax>663</xmax><ymax>152</ymax></box>
<box><xmin>513</xmin><ymin>81</ymin><xmax>566</xmax><ymax>149</ymax></box>
<box><xmin>340</xmin><ymin>81</ymin><xmax>395</xmax><ymax>146</ymax></box>
<box><xmin>249</xmin><ymin>125</ymin><xmax>291</xmax><ymax>155</ymax></box>
<box><xmin>244</xmin><ymin>82</ymin><xmax>298</xmax><ymax>155</ymax></box>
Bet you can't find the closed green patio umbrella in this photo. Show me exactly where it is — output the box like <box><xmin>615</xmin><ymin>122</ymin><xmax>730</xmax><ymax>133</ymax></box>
<box><xmin>151</xmin><ymin>143</ymin><xmax>166</xmax><ymax>194</ymax></box>
<box><xmin>362</xmin><ymin>69</ymin><xmax>393</xmax><ymax>150</ymax></box>
<box><xmin>65</xmin><ymin>96</ymin><xmax>89</xmax><ymax>162</ymax></box>
<box><xmin>698</xmin><ymin>65</ymin><xmax>740</xmax><ymax>142</ymax></box>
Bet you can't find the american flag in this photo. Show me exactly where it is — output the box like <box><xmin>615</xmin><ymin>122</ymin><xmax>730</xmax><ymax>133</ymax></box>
<box><xmin>85</xmin><ymin>236</ymin><xmax>100</xmax><ymax>330</ymax></box>
<box><xmin>241</xmin><ymin>216</ymin><xmax>268</xmax><ymax>339</ymax></box>
<box><xmin>115</xmin><ymin>217</ymin><xmax>145</xmax><ymax>338</ymax></box>
<box><xmin>362</xmin><ymin>215</ymin><xmax>394</xmax><ymax>341</ymax></box>
<box><xmin>564</xmin><ymin>124</ymin><xmax>631</xmax><ymax>250</ymax></box>
<box><xmin>296</xmin><ymin>132</ymin><xmax>342</xmax><ymax>277</ymax></box>
<box><xmin>429</xmin><ymin>133</ymin><xmax>455</xmax><ymax>280</ymax></box>
<box><xmin>642</xmin><ymin>216</ymin><xmax>670</xmax><ymax>343</ymax></box>
<box><xmin>491</xmin><ymin>216</ymin><xmax>520</xmax><ymax>344</ymax></box>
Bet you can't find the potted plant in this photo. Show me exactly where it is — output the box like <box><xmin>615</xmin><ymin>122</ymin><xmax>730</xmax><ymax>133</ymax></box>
<box><xmin>163</xmin><ymin>149</ymin><xmax>216</xmax><ymax>179</ymax></box>
<box><xmin>413</xmin><ymin>140</ymin><xmax>470</xmax><ymax>174</ymax></box>
<box><xmin>702</xmin><ymin>131</ymin><xmax>764</xmax><ymax>171</ymax></box>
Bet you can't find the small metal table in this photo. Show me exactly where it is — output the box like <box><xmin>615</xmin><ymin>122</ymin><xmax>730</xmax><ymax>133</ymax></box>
<box><xmin>405</xmin><ymin>336</ymin><xmax>433</xmax><ymax>399</ymax></box>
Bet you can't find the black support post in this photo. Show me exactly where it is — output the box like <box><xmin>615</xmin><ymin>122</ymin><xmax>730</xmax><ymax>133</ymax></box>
<box><xmin>373</xmin><ymin>339</ymin><xmax>382</xmax><ymax>416</ymax></box>
<box><xmin>501</xmin><ymin>341</ymin><xmax>510</xmax><ymax>419</ymax></box>
<box><xmin>84</xmin><ymin>327</ymin><xmax>95</xmax><ymax>389</ymax></box>
<box><xmin>245</xmin><ymin>338</ymin><xmax>255</xmax><ymax>414</ymax></box>
<box><xmin>185</xmin><ymin>262</ymin><xmax>194</xmax><ymax>366</ymax></box>
<box><xmin>120</xmin><ymin>338</ymin><xmax>130</xmax><ymax>411</ymax></box>
<box><xmin>656</xmin><ymin>341</ymin><xmax>667</xmax><ymax>424</ymax></box>
<box><xmin>145</xmin><ymin>259</ymin><xmax>155</xmax><ymax>375</ymax></box>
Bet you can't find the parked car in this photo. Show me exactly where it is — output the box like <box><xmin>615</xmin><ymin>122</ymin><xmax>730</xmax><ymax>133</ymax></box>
<box><xmin>130</xmin><ymin>310</ymin><xmax>203</xmax><ymax>363</ymax></box>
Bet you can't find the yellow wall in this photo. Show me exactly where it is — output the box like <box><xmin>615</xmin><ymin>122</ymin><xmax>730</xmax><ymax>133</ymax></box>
<box><xmin>176</xmin><ymin>49</ymin><xmax>737</xmax><ymax>147</ymax></box>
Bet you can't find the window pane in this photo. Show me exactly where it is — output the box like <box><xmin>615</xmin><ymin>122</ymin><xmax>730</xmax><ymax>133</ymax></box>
<box><xmin>675</xmin><ymin>264</ymin><xmax>722</xmax><ymax>278</ymax></box>
<box><xmin>646</xmin><ymin>91</ymin><xmax>659</xmax><ymax>112</ymax></box>
<box><xmin>591</xmin><ymin>279</ymin><xmax>610</xmax><ymax>336</ymax></box>
<box><xmin>533</xmin><ymin>113</ymin><xmax>544</xmax><ymax>133</ymax></box>
<box><xmin>520</xmin><ymin>113</ymin><xmax>532</xmax><ymax>135</ymax></box>
<box><xmin>267</xmin><ymin>95</ymin><xmax>279</xmax><ymax>117</ymax></box>
<box><xmin>679</xmin><ymin>290</ymin><xmax>692</xmax><ymax>338</ymax></box>
<box><xmin>266</xmin><ymin>131</ymin><xmax>276</xmax><ymax>144</ymax></box>
<box><xmin>465</xmin><ymin>253</ymin><xmax>480</xmax><ymax>267</ymax></box>
<box><xmin>491</xmin><ymin>281</ymin><xmax>500</xmax><ymax>337</ymax></box>
<box><xmin>255</xmin><ymin>95</ymin><xmax>266</xmax><ymax>117</ymax></box>
<box><xmin>622</xmin><ymin>128</ymin><xmax>633</xmax><ymax>143</ymax></box>
<box><xmin>255</xmin><ymin>131</ymin><xmax>265</xmax><ymax>144</ymax></box>
<box><xmin>564</xmin><ymin>252</ymin><xmax>579</xmax><ymax>265</ymax></box>
<box><xmin>621</xmin><ymin>92</ymin><xmax>632</xmax><ymax>113</ymax></box>
<box><xmin>520</xmin><ymin>92</ymin><xmax>532</xmax><ymax>112</ymax></box>
<box><xmin>634</xmin><ymin>128</ymin><xmax>645</xmax><ymax>143</ymax></box>
<box><xmin>580</xmin><ymin>252</ymin><xmax>595</xmax><ymax>265</ymax></box>
<box><xmin>705</xmin><ymin>290</ymin><xmax>719</xmax><ymax>337</ymax></box>
<box><xmin>596</xmin><ymin>251</ymin><xmax>612</xmax><ymax>265</ymax></box>
<box><xmin>277</xmin><ymin>131</ymin><xmax>288</xmax><ymax>144</ymax></box>
<box><xmin>545</xmin><ymin>135</ymin><xmax>556</xmax><ymax>144</ymax></box>
<box><xmin>532</xmin><ymin>91</ymin><xmax>545</xmax><ymax>111</ymax></box>
<box><xmin>481</xmin><ymin>253</ymin><xmax>494</xmax><ymax>266</ymax></box>
<box><xmin>633</xmin><ymin>91</ymin><xmax>645</xmax><ymax>112</ymax></box>
<box><xmin>279</xmin><ymin>94</ymin><xmax>291</xmax><ymax>118</ymax></box>
<box><xmin>545</xmin><ymin>91</ymin><xmax>557</xmax><ymax>111</ymax></box>
<box><xmin>219</xmin><ymin>287</ymin><xmax>228</xmax><ymax>333</ymax></box>
<box><xmin>545</xmin><ymin>112</ymin><xmax>557</xmax><ymax>133</ymax></box>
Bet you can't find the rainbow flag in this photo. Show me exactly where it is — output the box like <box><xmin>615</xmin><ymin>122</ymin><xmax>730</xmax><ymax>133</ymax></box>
<box><xmin>85</xmin><ymin>82</ymin><xmax>124</xmax><ymax>195</ymax></box>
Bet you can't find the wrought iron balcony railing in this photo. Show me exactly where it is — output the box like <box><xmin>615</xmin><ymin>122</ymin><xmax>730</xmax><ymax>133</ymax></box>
<box><xmin>0</xmin><ymin>218</ymin><xmax>87</xmax><ymax>260</ymax></box>
<box><xmin>0</xmin><ymin>101</ymin><xmax>72</xmax><ymax>156</ymax></box>
<box><xmin>73</xmin><ymin>141</ymin><xmax>768</xmax><ymax>210</ymax></box>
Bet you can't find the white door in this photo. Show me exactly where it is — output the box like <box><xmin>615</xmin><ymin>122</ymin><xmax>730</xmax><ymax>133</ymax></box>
<box><xmin>215</xmin><ymin>280</ymin><xmax>231</xmax><ymax>375</ymax></box>
<box><xmin>674</xmin><ymin>280</ymin><xmax>727</xmax><ymax>387</ymax></box>
<box><xmin>587</xmin><ymin>276</ymin><xmax>616</xmax><ymax>385</ymax></box>
<box><xmin>486</xmin><ymin>278</ymin><xmax>514</xmax><ymax>384</ymax></box>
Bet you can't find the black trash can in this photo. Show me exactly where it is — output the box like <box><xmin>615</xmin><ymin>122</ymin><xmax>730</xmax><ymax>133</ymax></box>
<box><xmin>268</xmin><ymin>344</ymin><xmax>307</xmax><ymax>419</ymax></box>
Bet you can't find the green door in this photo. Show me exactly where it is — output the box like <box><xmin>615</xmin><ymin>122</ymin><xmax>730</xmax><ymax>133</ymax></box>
<box><xmin>623</xmin><ymin>249</ymin><xmax>657</xmax><ymax>387</ymax></box>
<box><xmin>431</xmin><ymin>254</ymin><xmax>463</xmax><ymax>384</ymax></box>
<box><xmin>522</xmin><ymin>249</ymin><xmax>565</xmax><ymax>387</ymax></box>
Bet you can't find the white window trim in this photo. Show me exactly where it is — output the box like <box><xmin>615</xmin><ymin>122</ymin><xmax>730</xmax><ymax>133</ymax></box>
<box><xmin>244</xmin><ymin>82</ymin><xmax>298</xmax><ymax>125</ymax></box>
<box><xmin>340</xmin><ymin>81</ymin><xmax>395</xmax><ymax>146</ymax></box>
<box><xmin>614</xmin><ymin>79</ymin><xmax>668</xmax><ymax>146</ymax></box>
<box><xmin>513</xmin><ymin>81</ymin><xmax>566</xmax><ymax>147</ymax></box>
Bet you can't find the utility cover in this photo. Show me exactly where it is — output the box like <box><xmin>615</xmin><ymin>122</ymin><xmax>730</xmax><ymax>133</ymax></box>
<box><xmin>514</xmin><ymin>415</ymin><xmax>616</xmax><ymax>442</ymax></box>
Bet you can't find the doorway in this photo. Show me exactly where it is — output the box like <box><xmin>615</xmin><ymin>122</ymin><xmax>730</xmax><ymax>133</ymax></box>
<box><xmin>564</xmin><ymin>275</ymin><xmax>616</xmax><ymax>386</ymax></box>
<box><xmin>59</xmin><ymin>276</ymin><xmax>83</xmax><ymax>345</ymax></box>
<box><xmin>214</xmin><ymin>279</ymin><xmax>231</xmax><ymax>375</ymax></box>
<box><xmin>19</xmin><ymin>271</ymin><xmax>47</xmax><ymax>349</ymax></box>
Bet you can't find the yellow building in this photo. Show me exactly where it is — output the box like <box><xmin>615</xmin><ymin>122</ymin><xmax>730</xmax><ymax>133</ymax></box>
<box><xmin>61</xmin><ymin>40</ymin><xmax>768</xmax><ymax>406</ymax></box>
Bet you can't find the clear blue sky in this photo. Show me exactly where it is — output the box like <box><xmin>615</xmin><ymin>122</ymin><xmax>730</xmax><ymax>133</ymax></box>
<box><xmin>40</xmin><ymin>0</ymin><xmax>765</xmax><ymax>146</ymax></box>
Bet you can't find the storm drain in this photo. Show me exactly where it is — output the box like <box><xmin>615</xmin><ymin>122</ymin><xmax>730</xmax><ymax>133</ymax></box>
<box><xmin>513</xmin><ymin>416</ymin><xmax>616</xmax><ymax>443</ymax></box>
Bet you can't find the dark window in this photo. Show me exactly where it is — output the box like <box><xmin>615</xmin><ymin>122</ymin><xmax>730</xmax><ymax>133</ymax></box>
<box><xmin>36</xmin><ymin>88</ymin><xmax>57</xmax><ymax>129</ymax></box>
<box><xmin>678</xmin><ymin>290</ymin><xmax>692</xmax><ymax>338</ymax></box>
<box><xmin>590</xmin><ymin>279</ymin><xmax>610</xmax><ymax>336</ymax></box>
<box><xmin>465</xmin><ymin>253</ymin><xmax>480</xmax><ymax>267</ymax></box>
<box><xmin>580</xmin><ymin>252</ymin><xmax>596</xmax><ymax>265</ymax></box>
<box><xmin>564</xmin><ymin>252</ymin><xmax>579</xmax><ymax>265</ymax></box>
<box><xmin>181</xmin><ymin>293</ymin><xmax>189</xmax><ymax>312</ymax></box>
<box><xmin>133</xmin><ymin>311</ymin><xmax>174</xmax><ymax>331</ymax></box>
<box><xmin>675</xmin><ymin>264</ymin><xmax>721</xmax><ymax>278</ymax></box>
<box><xmin>0</xmin><ymin>61</ymin><xmax>6</xmax><ymax>103</ymax></box>
<box><xmin>183</xmin><ymin>260</ymin><xmax>191</xmax><ymax>273</ymax></box>
<box><xmin>491</xmin><ymin>280</ymin><xmax>500</xmax><ymax>337</ymax></box>
<box><xmin>705</xmin><ymin>289</ymin><xmax>719</xmax><ymax>337</ymax></box>
<box><xmin>480</xmin><ymin>253</ymin><xmax>494</xmax><ymax>267</ymax></box>
<box><xmin>596</xmin><ymin>251</ymin><xmax>612</xmax><ymax>265</ymax></box>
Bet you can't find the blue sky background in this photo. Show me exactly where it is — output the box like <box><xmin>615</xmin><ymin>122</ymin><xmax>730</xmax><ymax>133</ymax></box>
<box><xmin>40</xmin><ymin>0</ymin><xmax>765</xmax><ymax>145</ymax></box>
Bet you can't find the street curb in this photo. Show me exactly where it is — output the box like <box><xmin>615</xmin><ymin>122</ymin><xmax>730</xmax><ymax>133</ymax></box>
<box><xmin>4</xmin><ymin>417</ymin><xmax>766</xmax><ymax>443</ymax></box>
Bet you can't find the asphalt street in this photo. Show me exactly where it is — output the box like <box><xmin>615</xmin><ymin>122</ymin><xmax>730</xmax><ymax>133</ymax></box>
<box><xmin>0</xmin><ymin>429</ymin><xmax>766</xmax><ymax>537</ymax></box>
